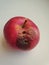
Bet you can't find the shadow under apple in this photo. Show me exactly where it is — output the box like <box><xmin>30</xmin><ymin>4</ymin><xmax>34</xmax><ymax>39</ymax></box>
<box><xmin>1</xmin><ymin>35</ymin><xmax>31</xmax><ymax>56</ymax></box>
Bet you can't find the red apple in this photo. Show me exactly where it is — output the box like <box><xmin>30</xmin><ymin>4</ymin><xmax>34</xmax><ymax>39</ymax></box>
<box><xmin>4</xmin><ymin>16</ymin><xmax>40</xmax><ymax>50</ymax></box>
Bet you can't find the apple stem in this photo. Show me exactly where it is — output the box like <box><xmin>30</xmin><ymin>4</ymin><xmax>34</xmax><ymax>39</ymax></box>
<box><xmin>22</xmin><ymin>20</ymin><xmax>27</xmax><ymax>28</ymax></box>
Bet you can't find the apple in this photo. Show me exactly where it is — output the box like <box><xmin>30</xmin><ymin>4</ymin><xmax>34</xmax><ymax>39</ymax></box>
<box><xmin>4</xmin><ymin>16</ymin><xmax>40</xmax><ymax>50</ymax></box>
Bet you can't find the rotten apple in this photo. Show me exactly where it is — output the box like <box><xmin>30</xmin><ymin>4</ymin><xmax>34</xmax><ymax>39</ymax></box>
<box><xmin>4</xmin><ymin>16</ymin><xmax>40</xmax><ymax>50</ymax></box>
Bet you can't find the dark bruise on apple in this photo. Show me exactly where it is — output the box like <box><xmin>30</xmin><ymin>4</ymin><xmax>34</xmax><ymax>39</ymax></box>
<box><xmin>4</xmin><ymin>16</ymin><xmax>40</xmax><ymax>50</ymax></box>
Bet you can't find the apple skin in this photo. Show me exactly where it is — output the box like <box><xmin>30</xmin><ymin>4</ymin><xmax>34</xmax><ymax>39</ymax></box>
<box><xmin>4</xmin><ymin>16</ymin><xmax>40</xmax><ymax>50</ymax></box>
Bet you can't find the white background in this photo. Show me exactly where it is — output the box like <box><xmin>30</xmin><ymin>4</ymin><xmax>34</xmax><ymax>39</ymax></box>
<box><xmin>0</xmin><ymin>0</ymin><xmax>49</xmax><ymax>65</ymax></box>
